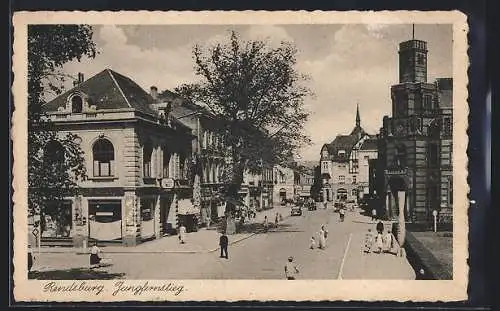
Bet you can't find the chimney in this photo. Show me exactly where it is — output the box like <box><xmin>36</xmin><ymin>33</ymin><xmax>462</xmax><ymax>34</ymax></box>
<box><xmin>73</xmin><ymin>72</ymin><xmax>84</xmax><ymax>87</ymax></box>
<box><xmin>150</xmin><ymin>86</ymin><xmax>158</xmax><ymax>101</ymax></box>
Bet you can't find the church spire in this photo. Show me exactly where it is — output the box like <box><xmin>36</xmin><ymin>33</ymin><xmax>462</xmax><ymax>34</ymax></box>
<box><xmin>356</xmin><ymin>103</ymin><xmax>360</xmax><ymax>127</ymax></box>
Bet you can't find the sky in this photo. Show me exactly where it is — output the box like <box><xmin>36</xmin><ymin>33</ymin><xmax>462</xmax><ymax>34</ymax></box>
<box><xmin>60</xmin><ymin>24</ymin><xmax>452</xmax><ymax>162</ymax></box>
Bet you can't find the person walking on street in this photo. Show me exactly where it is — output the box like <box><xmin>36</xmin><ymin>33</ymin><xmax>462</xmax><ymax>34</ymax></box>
<box><xmin>178</xmin><ymin>223</ymin><xmax>187</xmax><ymax>244</ymax></box>
<box><xmin>374</xmin><ymin>231</ymin><xmax>384</xmax><ymax>254</ymax></box>
<box><xmin>284</xmin><ymin>256</ymin><xmax>299</xmax><ymax>280</ymax></box>
<box><xmin>364</xmin><ymin>228</ymin><xmax>374</xmax><ymax>253</ymax></box>
<box><xmin>339</xmin><ymin>206</ymin><xmax>346</xmax><ymax>222</ymax></box>
<box><xmin>376</xmin><ymin>220</ymin><xmax>384</xmax><ymax>235</ymax></box>
<box><xmin>318</xmin><ymin>225</ymin><xmax>327</xmax><ymax>249</ymax></box>
<box><xmin>371</xmin><ymin>208</ymin><xmax>377</xmax><ymax>221</ymax></box>
<box><xmin>384</xmin><ymin>230</ymin><xmax>394</xmax><ymax>254</ymax></box>
<box><xmin>275</xmin><ymin>212</ymin><xmax>279</xmax><ymax>227</ymax></box>
<box><xmin>309</xmin><ymin>236</ymin><xmax>316</xmax><ymax>249</ymax></box>
<box><xmin>263</xmin><ymin>216</ymin><xmax>269</xmax><ymax>232</ymax></box>
<box><xmin>89</xmin><ymin>241</ymin><xmax>103</xmax><ymax>268</ymax></box>
<box><xmin>219</xmin><ymin>231</ymin><xmax>229</xmax><ymax>259</ymax></box>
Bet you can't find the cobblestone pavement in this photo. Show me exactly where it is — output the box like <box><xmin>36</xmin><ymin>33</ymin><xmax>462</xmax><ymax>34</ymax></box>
<box><xmin>31</xmin><ymin>206</ymin><xmax>415</xmax><ymax>280</ymax></box>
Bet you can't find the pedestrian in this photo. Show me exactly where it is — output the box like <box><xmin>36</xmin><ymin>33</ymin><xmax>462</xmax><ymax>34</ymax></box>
<box><xmin>279</xmin><ymin>213</ymin><xmax>283</xmax><ymax>222</ymax></box>
<box><xmin>376</xmin><ymin>220</ymin><xmax>384</xmax><ymax>235</ymax></box>
<box><xmin>284</xmin><ymin>256</ymin><xmax>299</xmax><ymax>280</ymax></box>
<box><xmin>364</xmin><ymin>229</ymin><xmax>374</xmax><ymax>253</ymax></box>
<box><xmin>384</xmin><ymin>230</ymin><xmax>394</xmax><ymax>253</ymax></box>
<box><xmin>275</xmin><ymin>212</ymin><xmax>279</xmax><ymax>226</ymax></box>
<box><xmin>178</xmin><ymin>223</ymin><xmax>187</xmax><ymax>244</ymax></box>
<box><xmin>374</xmin><ymin>232</ymin><xmax>384</xmax><ymax>254</ymax></box>
<box><xmin>27</xmin><ymin>244</ymin><xmax>34</xmax><ymax>273</ymax></box>
<box><xmin>318</xmin><ymin>225</ymin><xmax>327</xmax><ymax>249</ymax></box>
<box><xmin>339</xmin><ymin>206</ymin><xmax>346</xmax><ymax>222</ymax></box>
<box><xmin>219</xmin><ymin>231</ymin><xmax>229</xmax><ymax>259</ymax></box>
<box><xmin>89</xmin><ymin>241</ymin><xmax>103</xmax><ymax>268</ymax></box>
<box><xmin>309</xmin><ymin>236</ymin><xmax>316</xmax><ymax>249</ymax></box>
<box><xmin>263</xmin><ymin>216</ymin><xmax>269</xmax><ymax>232</ymax></box>
<box><xmin>206</xmin><ymin>215</ymin><xmax>211</xmax><ymax>228</ymax></box>
<box><xmin>371</xmin><ymin>208</ymin><xmax>377</xmax><ymax>221</ymax></box>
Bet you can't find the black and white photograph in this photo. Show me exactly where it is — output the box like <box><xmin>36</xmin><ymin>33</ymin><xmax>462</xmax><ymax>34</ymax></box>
<box><xmin>12</xmin><ymin>11</ymin><xmax>469</xmax><ymax>302</ymax></box>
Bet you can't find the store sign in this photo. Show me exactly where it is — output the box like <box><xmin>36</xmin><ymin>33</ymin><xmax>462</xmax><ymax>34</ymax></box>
<box><xmin>161</xmin><ymin>178</ymin><xmax>175</xmax><ymax>189</ymax></box>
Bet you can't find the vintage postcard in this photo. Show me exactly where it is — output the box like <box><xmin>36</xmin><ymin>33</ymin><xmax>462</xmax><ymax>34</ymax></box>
<box><xmin>12</xmin><ymin>10</ymin><xmax>469</xmax><ymax>302</ymax></box>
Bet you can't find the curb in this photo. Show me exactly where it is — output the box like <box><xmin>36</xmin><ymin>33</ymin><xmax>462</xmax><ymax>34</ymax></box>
<box><xmin>36</xmin><ymin>208</ymin><xmax>295</xmax><ymax>255</ymax></box>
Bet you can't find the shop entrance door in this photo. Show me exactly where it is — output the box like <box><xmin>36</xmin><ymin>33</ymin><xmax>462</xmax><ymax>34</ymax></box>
<box><xmin>88</xmin><ymin>200</ymin><xmax>122</xmax><ymax>241</ymax></box>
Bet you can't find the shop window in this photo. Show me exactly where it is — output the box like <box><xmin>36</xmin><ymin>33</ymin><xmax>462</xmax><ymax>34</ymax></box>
<box><xmin>352</xmin><ymin>175</ymin><xmax>357</xmax><ymax>184</ymax></box>
<box><xmin>444</xmin><ymin>117</ymin><xmax>452</xmax><ymax>136</ymax></box>
<box><xmin>141</xmin><ymin>199</ymin><xmax>154</xmax><ymax>222</ymax></box>
<box><xmin>143</xmin><ymin>143</ymin><xmax>153</xmax><ymax>178</ymax></box>
<box><xmin>92</xmin><ymin>139</ymin><xmax>114</xmax><ymax>177</ymax></box>
<box><xmin>88</xmin><ymin>200</ymin><xmax>122</xmax><ymax>223</ymax></box>
<box><xmin>41</xmin><ymin>201</ymin><xmax>72</xmax><ymax>238</ymax></box>
<box><xmin>71</xmin><ymin>95</ymin><xmax>83</xmax><ymax>113</ymax></box>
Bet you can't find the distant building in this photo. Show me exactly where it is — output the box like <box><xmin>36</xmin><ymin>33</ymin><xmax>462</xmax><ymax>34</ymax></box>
<box><xmin>273</xmin><ymin>165</ymin><xmax>295</xmax><ymax>205</ymax></box>
<box><xmin>294</xmin><ymin>167</ymin><xmax>315</xmax><ymax>200</ymax></box>
<box><xmin>38</xmin><ymin>69</ymin><xmax>194</xmax><ymax>247</ymax></box>
<box><xmin>377</xmin><ymin>36</ymin><xmax>453</xmax><ymax>224</ymax></box>
<box><xmin>319</xmin><ymin>105</ymin><xmax>378</xmax><ymax>203</ymax></box>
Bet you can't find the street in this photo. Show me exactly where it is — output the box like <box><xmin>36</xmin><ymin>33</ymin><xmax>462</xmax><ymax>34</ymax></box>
<box><xmin>32</xmin><ymin>207</ymin><xmax>415</xmax><ymax>280</ymax></box>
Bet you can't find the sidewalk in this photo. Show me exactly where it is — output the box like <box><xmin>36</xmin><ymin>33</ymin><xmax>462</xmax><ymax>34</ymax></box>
<box><xmin>339</xmin><ymin>210</ymin><xmax>416</xmax><ymax>279</ymax></box>
<box><xmin>38</xmin><ymin>205</ymin><xmax>292</xmax><ymax>254</ymax></box>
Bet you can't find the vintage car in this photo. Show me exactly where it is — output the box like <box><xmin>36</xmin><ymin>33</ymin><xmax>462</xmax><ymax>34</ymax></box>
<box><xmin>290</xmin><ymin>205</ymin><xmax>302</xmax><ymax>216</ymax></box>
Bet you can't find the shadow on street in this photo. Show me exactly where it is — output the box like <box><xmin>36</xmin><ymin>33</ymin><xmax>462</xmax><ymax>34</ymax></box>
<box><xmin>28</xmin><ymin>268</ymin><xmax>126</xmax><ymax>280</ymax></box>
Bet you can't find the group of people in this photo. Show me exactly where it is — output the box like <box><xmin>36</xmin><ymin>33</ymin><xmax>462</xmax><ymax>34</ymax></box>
<box><xmin>364</xmin><ymin>220</ymin><xmax>395</xmax><ymax>254</ymax></box>
<box><xmin>263</xmin><ymin>212</ymin><xmax>283</xmax><ymax>232</ymax></box>
<box><xmin>309</xmin><ymin>225</ymin><xmax>329</xmax><ymax>250</ymax></box>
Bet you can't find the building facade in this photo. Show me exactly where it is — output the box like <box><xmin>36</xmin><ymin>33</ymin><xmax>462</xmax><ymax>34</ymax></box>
<box><xmin>272</xmin><ymin>165</ymin><xmax>296</xmax><ymax>205</ymax></box>
<box><xmin>37</xmin><ymin>69</ymin><xmax>195</xmax><ymax>247</ymax></box>
<box><xmin>377</xmin><ymin>37</ymin><xmax>453</xmax><ymax>224</ymax></box>
<box><xmin>156</xmin><ymin>90</ymin><xmax>230</xmax><ymax>225</ymax></box>
<box><xmin>320</xmin><ymin>106</ymin><xmax>378</xmax><ymax>204</ymax></box>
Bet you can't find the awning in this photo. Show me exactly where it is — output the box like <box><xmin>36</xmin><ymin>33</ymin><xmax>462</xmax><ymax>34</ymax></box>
<box><xmin>177</xmin><ymin>199</ymin><xmax>200</xmax><ymax>215</ymax></box>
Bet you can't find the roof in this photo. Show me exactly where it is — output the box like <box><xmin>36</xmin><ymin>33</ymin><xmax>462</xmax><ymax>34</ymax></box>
<box><xmin>360</xmin><ymin>138</ymin><xmax>378</xmax><ymax>151</ymax></box>
<box><xmin>349</xmin><ymin>124</ymin><xmax>368</xmax><ymax>137</ymax></box>
<box><xmin>42</xmin><ymin>69</ymin><xmax>157</xmax><ymax>116</ymax></box>
<box><xmin>326</xmin><ymin>134</ymin><xmax>359</xmax><ymax>162</ymax></box>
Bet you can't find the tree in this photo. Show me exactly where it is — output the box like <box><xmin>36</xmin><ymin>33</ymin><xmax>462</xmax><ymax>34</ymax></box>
<box><xmin>27</xmin><ymin>25</ymin><xmax>97</xmax><ymax>233</ymax></box>
<box><xmin>176</xmin><ymin>31</ymin><xmax>312</xmax><ymax>229</ymax></box>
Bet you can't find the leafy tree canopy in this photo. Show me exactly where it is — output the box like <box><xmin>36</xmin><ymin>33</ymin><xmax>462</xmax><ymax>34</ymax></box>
<box><xmin>175</xmin><ymin>31</ymin><xmax>313</xmax><ymax>194</ymax></box>
<box><xmin>27</xmin><ymin>25</ymin><xmax>97</xmax><ymax>223</ymax></box>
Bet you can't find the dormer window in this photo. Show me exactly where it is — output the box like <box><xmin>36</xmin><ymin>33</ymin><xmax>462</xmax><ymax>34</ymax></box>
<box><xmin>71</xmin><ymin>95</ymin><xmax>83</xmax><ymax>113</ymax></box>
<box><xmin>338</xmin><ymin>150</ymin><xmax>346</xmax><ymax>157</ymax></box>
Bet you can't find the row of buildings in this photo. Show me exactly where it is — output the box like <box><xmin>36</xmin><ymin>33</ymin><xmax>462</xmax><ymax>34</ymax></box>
<box><xmin>319</xmin><ymin>35</ymin><xmax>453</xmax><ymax>226</ymax></box>
<box><xmin>33</xmin><ymin>69</ymin><xmax>314</xmax><ymax>247</ymax></box>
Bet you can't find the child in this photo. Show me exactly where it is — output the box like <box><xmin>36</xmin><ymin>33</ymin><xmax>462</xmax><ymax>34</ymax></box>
<box><xmin>284</xmin><ymin>256</ymin><xmax>299</xmax><ymax>280</ymax></box>
<box><xmin>89</xmin><ymin>241</ymin><xmax>102</xmax><ymax>268</ymax></box>
<box><xmin>374</xmin><ymin>232</ymin><xmax>384</xmax><ymax>254</ymax></box>
<box><xmin>309</xmin><ymin>236</ymin><xmax>316</xmax><ymax>249</ymax></box>
<box><xmin>364</xmin><ymin>229</ymin><xmax>374</xmax><ymax>253</ymax></box>
<box><xmin>339</xmin><ymin>207</ymin><xmax>345</xmax><ymax>222</ymax></box>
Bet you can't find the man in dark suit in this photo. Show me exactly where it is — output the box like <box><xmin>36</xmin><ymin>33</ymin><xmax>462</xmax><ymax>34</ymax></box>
<box><xmin>219</xmin><ymin>231</ymin><xmax>229</xmax><ymax>259</ymax></box>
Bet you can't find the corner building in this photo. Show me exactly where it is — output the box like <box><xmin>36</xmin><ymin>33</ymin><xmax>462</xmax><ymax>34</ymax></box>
<box><xmin>40</xmin><ymin>69</ymin><xmax>194</xmax><ymax>247</ymax></box>
<box><xmin>378</xmin><ymin>38</ymin><xmax>453</xmax><ymax>225</ymax></box>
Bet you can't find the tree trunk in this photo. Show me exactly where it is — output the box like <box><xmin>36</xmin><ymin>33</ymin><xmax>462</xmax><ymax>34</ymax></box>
<box><xmin>224</xmin><ymin>160</ymin><xmax>245</xmax><ymax>234</ymax></box>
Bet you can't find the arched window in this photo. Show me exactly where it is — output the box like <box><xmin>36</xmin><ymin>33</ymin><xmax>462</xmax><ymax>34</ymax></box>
<box><xmin>143</xmin><ymin>143</ymin><xmax>153</xmax><ymax>178</ymax></box>
<box><xmin>44</xmin><ymin>140</ymin><xmax>65</xmax><ymax>165</ymax></box>
<box><xmin>92</xmin><ymin>139</ymin><xmax>114</xmax><ymax>177</ymax></box>
<box><xmin>162</xmin><ymin>146</ymin><xmax>171</xmax><ymax>178</ymax></box>
<box><xmin>71</xmin><ymin>95</ymin><xmax>83</xmax><ymax>113</ymax></box>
